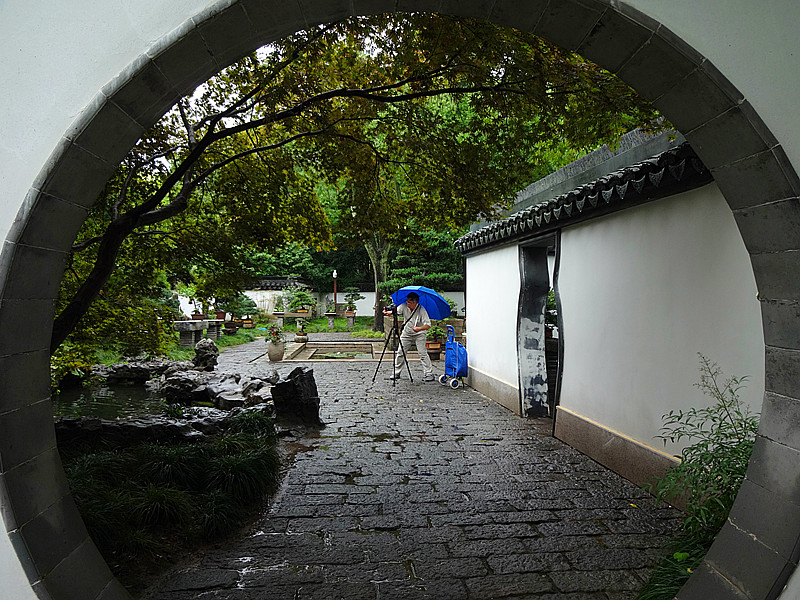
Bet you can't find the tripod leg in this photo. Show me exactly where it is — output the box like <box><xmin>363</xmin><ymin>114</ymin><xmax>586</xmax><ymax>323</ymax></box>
<box><xmin>394</xmin><ymin>328</ymin><xmax>414</xmax><ymax>383</ymax></box>
<box><xmin>372</xmin><ymin>324</ymin><xmax>398</xmax><ymax>382</ymax></box>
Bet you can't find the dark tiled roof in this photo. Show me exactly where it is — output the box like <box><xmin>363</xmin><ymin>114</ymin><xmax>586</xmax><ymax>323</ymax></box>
<box><xmin>252</xmin><ymin>277</ymin><xmax>314</xmax><ymax>290</ymax></box>
<box><xmin>455</xmin><ymin>142</ymin><xmax>711</xmax><ymax>254</ymax></box>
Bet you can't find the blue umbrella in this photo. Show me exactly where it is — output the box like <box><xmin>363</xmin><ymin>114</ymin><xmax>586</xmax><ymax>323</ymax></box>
<box><xmin>391</xmin><ymin>286</ymin><xmax>451</xmax><ymax>320</ymax></box>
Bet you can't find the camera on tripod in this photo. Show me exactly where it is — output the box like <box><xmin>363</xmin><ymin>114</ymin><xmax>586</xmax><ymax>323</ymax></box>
<box><xmin>384</xmin><ymin>303</ymin><xmax>398</xmax><ymax>316</ymax></box>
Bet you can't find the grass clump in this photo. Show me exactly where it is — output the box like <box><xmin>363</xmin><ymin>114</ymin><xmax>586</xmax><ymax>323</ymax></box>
<box><xmin>637</xmin><ymin>354</ymin><xmax>759</xmax><ymax>599</ymax></box>
<box><xmin>61</xmin><ymin>410</ymin><xmax>281</xmax><ymax>594</ymax></box>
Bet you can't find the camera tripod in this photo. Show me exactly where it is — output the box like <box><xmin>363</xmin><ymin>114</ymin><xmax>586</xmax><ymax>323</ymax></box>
<box><xmin>372</xmin><ymin>308</ymin><xmax>414</xmax><ymax>385</ymax></box>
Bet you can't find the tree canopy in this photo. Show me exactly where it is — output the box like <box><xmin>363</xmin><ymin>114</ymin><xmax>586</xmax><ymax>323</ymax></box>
<box><xmin>53</xmin><ymin>12</ymin><xmax>664</xmax><ymax>353</ymax></box>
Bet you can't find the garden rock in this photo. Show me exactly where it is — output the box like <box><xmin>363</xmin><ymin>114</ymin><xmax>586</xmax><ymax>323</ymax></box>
<box><xmin>245</xmin><ymin>388</ymin><xmax>272</xmax><ymax>406</ymax></box>
<box><xmin>215</xmin><ymin>393</ymin><xmax>246</xmax><ymax>410</ymax></box>
<box><xmin>262</xmin><ymin>368</ymin><xmax>280</xmax><ymax>385</ymax></box>
<box><xmin>152</xmin><ymin>370</ymin><xmax>214</xmax><ymax>404</ymax></box>
<box><xmin>92</xmin><ymin>358</ymin><xmax>193</xmax><ymax>384</ymax></box>
<box><xmin>193</xmin><ymin>338</ymin><xmax>219</xmax><ymax>371</ymax></box>
<box><xmin>271</xmin><ymin>366</ymin><xmax>324</xmax><ymax>427</ymax></box>
<box><xmin>54</xmin><ymin>404</ymin><xmax>275</xmax><ymax>450</ymax></box>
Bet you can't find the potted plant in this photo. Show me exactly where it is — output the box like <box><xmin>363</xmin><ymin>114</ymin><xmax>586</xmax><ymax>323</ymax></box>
<box><xmin>343</xmin><ymin>287</ymin><xmax>365</xmax><ymax>315</ymax></box>
<box><xmin>265</xmin><ymin>323</ymin><xmax>285</xmax><ymax>362</ymax></box>
<box><xmin>294</xmin><ymin>317</ymin><xmax>309</xmax><ymax>343</ymax></box>
<box><xmin>288</xmin><ymin>289</ymin><xmax>316</xmax><ymax>314</ymax></box>
<box><xmin>273</xmin><ymin>296</ymin><xmax>284</xmax><ymax>314</ymax></box>
<box><xmin>324</xmin><ymin>299</ymin><xmax>336</xmax><ymax>329</ymax></box>
<box><xmin>426</xmin><ymin>324</ymin><xmax>447</xmax><ymax>360</ymax></box>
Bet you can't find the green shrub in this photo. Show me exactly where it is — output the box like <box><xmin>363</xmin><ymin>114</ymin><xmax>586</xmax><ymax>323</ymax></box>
<box><xmin>350</xmin><ymin>328</ymin><xmax>384</xmax><ymax>338</ymax></box>
<box><xmin>638</xmin><ymin>354</ymin><xmax>759</xmax><ymax>599</ymax></box>
<box><xmin>137</xmin><ymin>443</ymin><xmax>208</xmax><ymax>490</ymax></box>
<box><xmin>216</xmin><ymin>329</ymin><xmax>257</xmax><ymax>347</ymax></box>
<box><xmin>649</xmin><ymin>354</ymin><xmax>758</xmax><ymax>534</ymax></box>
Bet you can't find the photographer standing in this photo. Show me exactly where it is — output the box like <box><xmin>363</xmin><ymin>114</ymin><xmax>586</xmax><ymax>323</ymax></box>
<box><xmin>383</xmin><ymin>292</ymin><xmax>434</xmax><ymax>381</ymax></box>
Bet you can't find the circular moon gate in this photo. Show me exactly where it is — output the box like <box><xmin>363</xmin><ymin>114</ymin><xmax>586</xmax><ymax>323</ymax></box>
<box><xmin>1</xmin><ymin>2</ymin><xmax>797</xmax><ymax>599</ymax></box>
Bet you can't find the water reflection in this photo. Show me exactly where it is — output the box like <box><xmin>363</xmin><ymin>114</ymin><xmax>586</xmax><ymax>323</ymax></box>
<box><xmin>53</xmin><ymin>384</ymin><xmax>164</xmax><ymax>419</ymax></box>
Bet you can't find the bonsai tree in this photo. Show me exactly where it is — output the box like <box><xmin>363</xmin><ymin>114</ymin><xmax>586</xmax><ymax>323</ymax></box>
<box><xmin>218</xmin><ymin>293</ymin><xmax>258</xmax><ymax>319</ymax></box>
<box><xmin>344</xmin><ymin>287</ymin><xmax>365</xmax><ymax>312</ymax></box>
<box><xmin>288</xmin><ymin>289</ymin><xmax>316</xmax><ymax>313</ymax></box>
<box><xmin>325</xmin><ymin>299</ymin><xmax>335</xmax><ymax>314</ymax></box>
<box><xmin>273</xmin><ymin>296</ymin><xmax>284</xmax><ymax>313</ymax></box>
<box><xmin>442</xmin><ymin>295</ymin><xmax>458</xmax><ymax>318</ymax></box>
<box><xmin>295</xmin><ymin>317</ymin><xmax>308</xmax><ymax>334</ymax></box>
<box><xmin>426</xmin><ymin>324</ymin><xmax>447</xmax><ymax>342</ymax></box>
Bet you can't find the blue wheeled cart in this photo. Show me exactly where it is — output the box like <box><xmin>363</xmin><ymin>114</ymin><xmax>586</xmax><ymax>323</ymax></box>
<box><xmin>438</xmin><ymin>325</ymin><xmax>468</xmax><ymax>389</ymax></box>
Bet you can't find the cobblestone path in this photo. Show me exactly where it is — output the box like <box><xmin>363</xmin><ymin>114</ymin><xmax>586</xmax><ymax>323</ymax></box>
<box><xmin>144</xmin><ymin>339</ymin><xmax>681</xmax><ymax>599</ymax></box>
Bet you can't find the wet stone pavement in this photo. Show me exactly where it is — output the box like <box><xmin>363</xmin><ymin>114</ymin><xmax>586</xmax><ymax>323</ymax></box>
<box><xmin>143</xmin><ymin>337</ymin><xmax>681</xmax><ymax>599</ymax></box>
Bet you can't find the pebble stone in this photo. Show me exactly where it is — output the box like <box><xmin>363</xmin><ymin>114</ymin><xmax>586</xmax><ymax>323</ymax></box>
<box><xmin>142</xmin><ymin>335</ymin><xmax>682</xmax><ymax>599</ymax></box>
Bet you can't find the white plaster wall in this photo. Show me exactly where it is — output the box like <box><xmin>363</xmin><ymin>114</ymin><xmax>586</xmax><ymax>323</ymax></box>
<box><xmin>0</xmin><ymin>0</ymin><xmax>216</xmax><ymax>248</ymax></box>
<box><xmin>179</xmin><ymin>291</ymin><xmax>466</xmax><ymax>320</ymax></box>
<box><xmin>0</xmin><ymin>528</ymin><xmax>37</xmax><ymax>600</ymax></box>
<box><xmin>557</xmin><ymin>184</ymin><xmax>764</xmax><ymax>456</ymax></box>
<box><xmin>627</xmin><ymin>0</ymin><xmax>800</xmax><ymax>172</ymax></box>
<box><xmin>465</xmin><ymin>245</ymin><xmax>520</xmax><ymax>389</ymax></box>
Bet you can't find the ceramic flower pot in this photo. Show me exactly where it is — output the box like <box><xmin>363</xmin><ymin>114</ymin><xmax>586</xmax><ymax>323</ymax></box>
<box><xmin>267</xmin><ymin>341</ymin><xmax>284</xmax><ymax>362</ymax></box>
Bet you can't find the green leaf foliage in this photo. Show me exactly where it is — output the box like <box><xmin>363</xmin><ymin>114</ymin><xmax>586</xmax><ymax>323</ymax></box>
<box><xmin>53</xmin><ymin>12</ymin><xmax>664</xmax><ymax>354</ymax></box>
<box><xmin>639</xmin><ymin>355</ymin><xmax>759</xmax><ymax>599</ymax></box>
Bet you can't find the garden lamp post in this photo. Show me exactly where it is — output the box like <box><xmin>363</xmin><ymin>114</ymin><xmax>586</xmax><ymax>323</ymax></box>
<box><xmin>333</xmin><ymin>270</ymin><xmax>338</xmax><ymax>309</ymax></box>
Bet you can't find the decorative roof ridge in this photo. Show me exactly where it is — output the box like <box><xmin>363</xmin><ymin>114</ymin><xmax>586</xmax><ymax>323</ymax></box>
<box><xmin>455</xmin><ymin>142</ymin><xmax>711</xmax><ymax>253</ymax></box>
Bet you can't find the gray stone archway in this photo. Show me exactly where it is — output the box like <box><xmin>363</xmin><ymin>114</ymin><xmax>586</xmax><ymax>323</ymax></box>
<box><xmin>2</xmin><ymin>2</ymin><xmax>798</xmax><ymax>599</ymax></box>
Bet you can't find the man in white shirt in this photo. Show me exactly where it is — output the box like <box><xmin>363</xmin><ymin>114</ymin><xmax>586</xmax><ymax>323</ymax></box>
<box><xmin>384</xmin><ymin>292</ymin><xmax>434</xmax><ymax>381</ymax></box>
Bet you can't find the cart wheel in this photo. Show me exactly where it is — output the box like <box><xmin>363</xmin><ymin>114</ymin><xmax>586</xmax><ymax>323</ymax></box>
<box><xmin>438</xmin><ymin>374</ymin><xmax>448</xmax><ymax>385</ymax></box>
<box><xmin>450</xmin><ymin>378</ymin><xmax>461</xmax><ymax>389</ymax></box>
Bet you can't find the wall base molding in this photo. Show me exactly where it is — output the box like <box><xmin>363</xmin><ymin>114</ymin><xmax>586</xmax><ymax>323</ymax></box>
<box><xmin>467</xmin><ymin>367</ymin><xmax>520</xmax><ymax>415</ymax></box>
<box><xmin>554</xmin><ymin>407</ymin><xmax>679</xmax><ymax>489</ymax></box>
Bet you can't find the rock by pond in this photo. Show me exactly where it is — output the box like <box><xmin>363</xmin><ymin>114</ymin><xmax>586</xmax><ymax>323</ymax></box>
<box><xmin>54</xmin><ymin>404</ymin><xmax>276</xmax><ymax>450</ymax></box>
<box><xmin>271</xmin><ymin>366</ymin><xmax>325</xmax><ymax>427</ymax></box>
<box><xmin>57</xmin><ymin>337</ymin><xmax>322</xmax><ymax>448</ymax></box>
<box><xmin>192</xmin><ymin>337</ymin><xmax>219</xmax><ymax>371</ymax></box>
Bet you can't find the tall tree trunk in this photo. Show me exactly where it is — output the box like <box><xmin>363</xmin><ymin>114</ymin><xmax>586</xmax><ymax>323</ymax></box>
<box><xmin>51</xmin><ymin>218</ymin><xmax>140</xmax><ymax>353</ymax></box>
<box><xmin>364</xmin><ymin>233</ymin><xmax>391</xmax><ymax>332</ymax></box>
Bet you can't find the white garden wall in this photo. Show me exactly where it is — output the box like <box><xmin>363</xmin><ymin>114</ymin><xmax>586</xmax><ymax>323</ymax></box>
<box><xmin>465</xmin><ymin>245</ymin><xmax>521</xmax><ymax>412</ymax></box>
<box><xmin>557</xmin><ymin>183</ymin><xmax>764</xmax><ymax>457</ymax></box>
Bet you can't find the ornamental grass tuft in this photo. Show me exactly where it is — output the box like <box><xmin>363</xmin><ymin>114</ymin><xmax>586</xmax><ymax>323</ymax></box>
<box><xmin>61</xmin><ymin>410</ymin><xmax>282</xmax><ymax>594</ymax></box>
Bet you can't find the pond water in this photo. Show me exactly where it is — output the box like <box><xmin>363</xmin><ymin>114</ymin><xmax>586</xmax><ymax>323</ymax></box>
<box><xmin>52</xmin><ymin>384</ymin><xmax>165</xmax><ymax>419</ymax></box>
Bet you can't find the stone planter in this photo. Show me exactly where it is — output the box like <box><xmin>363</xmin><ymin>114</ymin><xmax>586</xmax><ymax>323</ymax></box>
<box><xmin>294</xmin><ymin>333</ymin><xmax>309</xmax><ymax>343</ymax></box>
<box><xmin>426</xmin><ymin>340</ymin><xmax>442</xmax><ymax>361</ymax></box>
<box><xmin>266</xmin><ymin>341</ymin><xmax>284</xmax><ymax>362</ymax></box>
